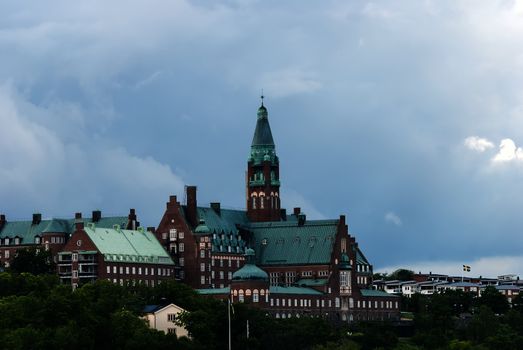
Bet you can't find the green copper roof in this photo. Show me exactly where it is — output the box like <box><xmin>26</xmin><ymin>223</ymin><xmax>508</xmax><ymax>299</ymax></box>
<box><xmin>82</xmin><ymin>226</ymin><xmax>174</xmax><ymax>265</ymax></box>
<box><xmin>270</xmin><ymin>286</ymin><xmax>324</xmax><ymax>295</ymax></box>
<box><xmin>249</xmin><ymin>219</ymin><xmax>339</xmax><ymax>266</ymax></box>
<box><xmin>295</xmin><ymin>279</ymin><xmax>329</xmax><ymax>287</ymax></box>
<box><xmin>251</xmin><ymin>105</ymin><xmax>274</xmax><ymax>147</ymax></box>
<box><xmin>0</xmin><ymin>216</ymin><xmax>129</xmax><ymax>245</ymax></box>
<box><xmin>197</xmin><ymin>287</ymin><xmax>230</xmax><ymax>295</ymax></box>
<box><xmin>360</xmin><ymin>289</ymin><xmax>399</xmax><ymax>298</ymax></box>
<box><xmin>184</xmin><ymin>206</ymin><xmax>249</xmax><ymax>254</ymax></box>
<box><xmin>356</xmin><ymin>248</ymin><xmax>371</xmax><ymax>266</ymax></box>
<box><xmin>232</xmin><ymin>264</ymin><xmax>269</xmax><ymax>281</ymax></box>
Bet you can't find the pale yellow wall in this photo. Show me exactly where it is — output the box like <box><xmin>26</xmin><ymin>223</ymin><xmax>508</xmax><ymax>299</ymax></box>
<box><xmin>143</xmin><ymin>304</ymin><xmax>189</xmax><ymax>338</ymax></box>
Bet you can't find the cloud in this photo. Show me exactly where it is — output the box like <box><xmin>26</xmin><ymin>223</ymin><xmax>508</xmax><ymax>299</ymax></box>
<box><xmin>258</xmin><ymin>68</ymin><xmax>322</xmax><ymax>98</ymax></box>
<box><xmin>282</xmin><ymin>188</ymin><xmax>326</xmax><ymax>220</ymax></box>
<box><xmin>492</xmin><ymin>138</ymin><xmax>523</xmax><ymax>163</ymax></box>
<box><xmin>0</xmin><ymin>85</ymin><xmax>184</xmax><ymax>223</ymax></box>
<box><xmin>384</xmin><ymin>211</ymin><xmax>402</xmax><ymax>226</ymax></box>
<box><xmin>464</xmin><ymin>136</ymin><xmax>494</xmax><ymax>152</ymax></box>
<box><xmin>377</xmin><ymin>255</ymin><xmax>523</xmax><ymax>278</ymax></box>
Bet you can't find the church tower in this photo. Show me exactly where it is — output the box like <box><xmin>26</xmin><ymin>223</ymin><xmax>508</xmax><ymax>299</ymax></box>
<box><xmin>246</xmin><ymin>99</ymin><xmax>281</xmax><ymax>222</ymax></box>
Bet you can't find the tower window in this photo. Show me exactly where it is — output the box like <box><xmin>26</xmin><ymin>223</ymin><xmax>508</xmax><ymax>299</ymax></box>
<box><xmin>252</xmin><ymin>196</ymin><xmax>256</xmax><ymax>209</ymax></box>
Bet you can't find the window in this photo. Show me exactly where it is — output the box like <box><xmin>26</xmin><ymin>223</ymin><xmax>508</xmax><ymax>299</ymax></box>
<box><xmin>14</xmin><ymin>238</ymin><xmax>20</xmax><ymax>245</ymax></box>
<box><xmin>200</xmin><ymin>250</ymin><xmax>205</xmax><ymax>258</ymax></box>
<box><xmin>138</xmin><ymin>267</ymin><xmax>142</xmax><ymax>275</ymax></box>
<box><xmin>179</xmin><ymin>231</ymin><xmax>184</xmax><ymax>239</ymax></box>
<box><xmin>252</xmin><ymin>196</ymin><xmax>257</xmax><ymax>209</ymax></box>
<box><xmin>220</xmin><ymin>259</ymin><xmax>224</xmax><ymax>267</ymax></box>
<box><xmin>211</xmin><ymin>271</ymin><xmax>215</xmax><ymax>279</ymax></box>
<box><xmin>35</xmin><ymin>237</ymin><xmax>41</xmax><ymax>244</ymax></box>
<box><xmin>282</xmin><ymin>299</ymin><xmax>286</xmax><ymax>307</ymax></box>
<box><xmin>169</xmin><ymin>229</ymin><xmax>177</xmax><ymax>240</ymax></box>
<box><xmin>270</xmin><ymin>298</ymin><xmax>274</xmax><ymax>306</ymax></box>
<box><xmin>179</xmin><ymin>271</ymin><xmax>184</xmax><ymax>279</ymax></box>
<box><xmin>201</xmin><ymin>276</ymin><xmax>205</xmax><ymax>285</ymax></box>
<box><xmin>237</xmin><ymin>260</ymin><xmax>240</xmax><ymax>268</ymax></box>
<box><xmin>211</xmin><ymin>258</ymin><xmax>215</xmax><ymax>266</ymax></box>
<box><xmin>239</xmin><ymin>290</ymin><xmax>244</xmax><ymax>303</ymax></box>
<box><xmin>72</xmin><ymin>253</ymin><xmax>78</xmax><ymax>262</ymax></box>
<box><xmin>228</xmin><ymin>272</ymin><xmax>232</xmax><ymax>280</ymax></box>
<box><xmin>341</xmin><ymin>238</ymin><xmax>347</xmax><ymax>252</ymax></box>
<box><xmin>162</xmin><ymin>232</ymin><xmax>167</xmax><ymax>240</ymax></box>
<box><xmin>167</xmin><ymin>313</ymin><xmax>176</xmax><ymax>322</ymax></box>
<box><xmin>228</xmin><ymin>259</ymin><xmax>231</xmax><ymax>267</ymax></box>
<box><xmin>220</xmin><ymin>271</ymin><xmax>224</xmax><ymax>279</ymax></box>
<box><xmin>253</xmin><ymin>291</ymin><xmax>259</xmax><ymax>303</ymax></box>
<box><xmin>179</xmin><ymin>258</ymin><xmax>184</xmax><ymax>266</ymax></box>
<box><xmin>158</xmin><ymin>268</ymin><xmax>161</xmax><ymax>275</ymax></box>
<box><xmin>119</xmin><ymin>266</ymin><xmax>123</xmax><ymax>274</ymax></box>
<box><xmin>179</xmin><ymin>243</ymin><xmax>184</xmax><ymax>252</ymax></box>
<box><xmin>200</xmin><ymin>263</ymin><xmax>205</xmax><ymax>272</ymax></box>
<box><xmin>72</xmin><ymin>270</ymin><xmax>78</xmax><ymax>278</ymax></box>
<box><xmin>106</xmin><ymin>266</ymin><xmax>111</xmax><ymax>274</ymax></box>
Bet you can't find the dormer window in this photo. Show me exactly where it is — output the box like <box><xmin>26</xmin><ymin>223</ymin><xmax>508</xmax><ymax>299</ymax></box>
<box><xmin>14</xmin><ymin>237</ymin><xmax>20</xmax><ymax>245</ymax></box>
<box><xmin>35</xmin><ymin>237</ymin><xmax>41</xmax><ymax>244</ymax></box>
<box><xmin>4</xmin><ymin>238</ymin><xmax>9</xmax><ymax>246</ymax></box>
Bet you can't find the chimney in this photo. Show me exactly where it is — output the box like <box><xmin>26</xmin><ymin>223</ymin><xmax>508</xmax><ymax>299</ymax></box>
<box><xmin>339</xmin><ymin>215</ymin><xmax>346</xmax><ymax>226</ymax></box>
<box><xmin>128</xmin><ymin>208</ymin><xmax>138</xmax><ymax>230</ymax></box>
<box><xmin>186</xmin><ymin>186</ymin><xmax>198</xmax><ymax>228</ymax></box>
<box><xmin>298</xmin><ymin>213</ymin><xmax>306</xmax><ymax>226</ymax></box>
<box><xmin>32</xmin><ymin>213</ymin><xmax>42</xmax><ymax>225</ymax></box>
<box><xmin>74</xmin><ymin>212</ymin><xmax>83</xmax><ymax>230</ymax></box>
<box><xmin>92</xmin><ymin>210</ymin><xmax>101</xmax><ymax>222</ymax></box>
<box><xmin>293</xmin><ymin>207</ymin><xmax>301</xmax><ymax>216</ymax></box>
<box><xmin>0</xmin><ymin>214</ymin><xmax>5</xmax><ymax>230</ymax></box>
<box><xmin>210</xmin><ymin>202</ymin><xmax>221</xmax><ymax>216</ymax></box>
<box><xmin>280</xmin><ymin>209</ymin><xmax>287</xmax><ymax>221</ymax></box>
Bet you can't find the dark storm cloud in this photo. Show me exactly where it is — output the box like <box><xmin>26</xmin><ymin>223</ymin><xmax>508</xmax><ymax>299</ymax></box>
<box><xmin>1</xmin><ymin>0</ymin><xmax>523</xmax><ymax>275</ymax></box>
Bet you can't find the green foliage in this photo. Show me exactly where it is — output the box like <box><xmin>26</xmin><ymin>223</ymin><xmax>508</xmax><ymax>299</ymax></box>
<box><xmin>9</xmin><ymin>247</ymin><xmax>55</xmax><ymax>275</ymax></box>
<box><xmin>378</xmin><ymin>269</ymin><xmax>415</xmax><ymax>282</ymax></box>
<box><xmin>475</xmin><ymin>286</ymin><xmax>509</xmax><ymax>315</ymax></box>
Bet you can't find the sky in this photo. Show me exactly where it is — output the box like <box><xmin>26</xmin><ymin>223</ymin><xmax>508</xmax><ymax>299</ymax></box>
<box><xmin>1</xmin><ymin>0</ymin><xmax>523</xmax><ymax>277</ymax></box>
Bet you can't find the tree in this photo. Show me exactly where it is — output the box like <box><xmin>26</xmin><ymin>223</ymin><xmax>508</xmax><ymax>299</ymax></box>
<box><xmin>475</xmin><ymin>286</ymin><xmax>509</xmax><ymax>315</ymax></box>
<box><xmin>9</xmin><ymin>247</ymin><xmax>55</xmax><ymax>275</ymax></box>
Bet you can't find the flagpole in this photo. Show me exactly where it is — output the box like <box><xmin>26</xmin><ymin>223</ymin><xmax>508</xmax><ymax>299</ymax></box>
<box><xmin>228</xmin><ymin>298</ymin><xmax>232</xmax><ymax>350</ymax></box>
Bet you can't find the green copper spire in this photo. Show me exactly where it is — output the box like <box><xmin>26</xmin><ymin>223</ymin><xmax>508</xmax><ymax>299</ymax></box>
<box><xmin>250</xmin><ymin>98</ymin><xmax>277</xmax><ymax>164</ymax></box>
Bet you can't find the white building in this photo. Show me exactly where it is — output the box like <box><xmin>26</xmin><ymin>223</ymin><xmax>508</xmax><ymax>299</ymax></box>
<box><xmin>143</xmin><ymin>303</ymin><xmax>190</xmax><ymax>338</ymax></box>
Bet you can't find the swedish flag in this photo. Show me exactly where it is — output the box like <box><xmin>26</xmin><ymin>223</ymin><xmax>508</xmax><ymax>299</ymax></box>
<box><xmin>463</xmin><ymin>265</ymin><xmax>471</xmax><ymax>272</ymax></box>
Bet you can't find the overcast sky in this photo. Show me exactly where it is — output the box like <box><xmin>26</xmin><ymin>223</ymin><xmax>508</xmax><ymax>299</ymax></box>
<box><xmin>2</xmin><ymin>0</ymin><xmax>523</xmax><ymax>277</ymax></box>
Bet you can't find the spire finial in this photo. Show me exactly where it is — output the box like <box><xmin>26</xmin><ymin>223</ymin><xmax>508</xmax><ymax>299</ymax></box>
<box><xmin>260</xmin><ymin>89</ymin><xmax>264</xmax><ymax>107</ymax></box>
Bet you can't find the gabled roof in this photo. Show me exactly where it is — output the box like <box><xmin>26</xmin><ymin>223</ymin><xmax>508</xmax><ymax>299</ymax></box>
<box><xmin>83</xmin><ymin>226</ymin><xmax>173</xmax><ymax>265</ymax></box>
<box><xmin>143</xmin><ymin>303</ymin><xmax>185</xmax><ymax>314</ymax></box>
<box><xmin>356</xmin><ymin>248</ymin><xmax>370</xmax><ymax>266</ymax></box>
<box><xmin>249</xmin><ymin>219</ymin><xmax>339</xmax><ymax>266</ymax></box>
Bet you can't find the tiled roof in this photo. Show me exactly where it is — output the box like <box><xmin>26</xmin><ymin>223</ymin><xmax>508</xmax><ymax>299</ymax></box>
<box><xmin>83</xmin><ymin>225</ymin><xmax>173</xmax><ymax>265</ymax></box>
<box><xmin>356</xmin><ymin>248</ymin><xmax>370</xmax><ymax>266</ymax></box>
<box><xmin>249</xmin><ymin>220</ymin><xmax>339</xmax><ymax>266</ymax></box>
<box><xmin>270</xmin><ymin>286</ymin><xmax>324</xmax><ymax>295</ymax></box>
<box><xmin>360</xmin><ymin>289</ymin><xmax>399</xmax><ymax>298</ymax></box>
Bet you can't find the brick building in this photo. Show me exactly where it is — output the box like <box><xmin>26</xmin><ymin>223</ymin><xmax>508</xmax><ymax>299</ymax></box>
<box><xmin>156</xmin><ymin>101</ymin><xmax>400</xmax><ymax>322</ymax></box>
<box><xmin>59</xmin><ymin>219</ymin><xmax>174</xmax><ymax>288</ymax></box>
<box><xmin>0</xmin><ymin>209</ymin><xmax>139</xmax><ymax>268</ymax></box>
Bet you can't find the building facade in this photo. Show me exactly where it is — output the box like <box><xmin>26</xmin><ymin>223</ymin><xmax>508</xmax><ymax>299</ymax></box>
<box><xmin>157</xmin><ymin>102</ymin><xmax>400</xmax><ymax>322</ymax></box>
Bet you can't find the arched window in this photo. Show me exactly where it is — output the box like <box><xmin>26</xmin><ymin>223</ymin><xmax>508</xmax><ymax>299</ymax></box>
<box><xmin>239</xmin><ymin>290</ymin><xmax>245</xmax><ymax>303</ymax></box>
<box><xmin>253</xmin><ymin>290</ymin><xmax>259</xmax><ymax>303</ymax></box>
<box><xmin>251</xmin><ymin>192</ymin><xmax>258</xmax><ymax>209</ymax></box>
<box><xmin>246</xmin><ymin>289</ymin><xmax>252</xmax><ymax>296</ymax></box>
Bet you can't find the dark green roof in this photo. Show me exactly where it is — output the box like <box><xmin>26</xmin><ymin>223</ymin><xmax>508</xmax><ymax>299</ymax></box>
<box><xmin>356</xmin><ymin>248</ymin><xmax>370</xmax><ymax>266</ymax></box>
<box><xmin>184</xmin><ymin>206</ymin><xmax>249</xmax><ymax>255</ymax></box>
<box><xmin>232</xmin><ymin>264</ymin><xmax>269</xmax><ymax>281</ymax></box>
<box><xmin>249</xmin><ymin>220</ymin><xmax>339</xmax><ymax>266</ymax></box>
<box><xmin>197</xmin><ymin>287</ymin><xmax>230</xmax><ymax>295</ymax></box>
<box><xmin>360</xmin><ymin>289</ymin><xmax>398</xmax><ymax>298</ymax></box>
<box><xmin>270</xmin><ymin>286</ymin><xmax>324</xmax><ymax>295</ymax></box>
<box><xmin>0</xmin><ymin>216</ymin><xmax>129</xmax><ymax>245</ymax></box>
<box><xmin>295</xmin><ymin>279</ymin><xmax>329</xmax><ymax>287</ymax></box>
<box><xmin>251</xmin><ymin>105</ymin><xmax>274</xmax><ymax>147</ymax></box>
